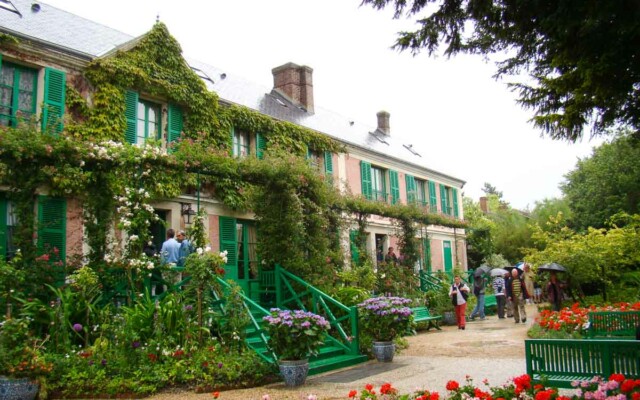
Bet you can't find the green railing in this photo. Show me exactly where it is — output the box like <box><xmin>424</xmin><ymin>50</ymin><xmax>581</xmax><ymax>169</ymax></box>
<box><xmin>418</xmin><ymin>270</ymin><xmax>442</xmax><ymax>292</ymax></box>
<box><xmin>215</xmin><ymin>277</ymin><xmax>275</xmax><ymax>363</ymax></box>
<box><xmin>274</xmin><ymin>265</ymin><xmax>360</xmax><ymax>356</ymax></box>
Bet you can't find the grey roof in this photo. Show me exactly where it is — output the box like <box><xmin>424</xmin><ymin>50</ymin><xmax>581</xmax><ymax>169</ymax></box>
<box><xmin>0</xmin><ymin>0</ymin><xmax>132</xmax><ymax>58</ymax></box>
<box><xmin>188</xmin><ymin>58</ymin><xmax>465</xmax><ymax>185</ymax></box>
<box><xmin>0</xmin><ymin>0</ymin><xmax>464</xmax><ymax>185</ymax></box>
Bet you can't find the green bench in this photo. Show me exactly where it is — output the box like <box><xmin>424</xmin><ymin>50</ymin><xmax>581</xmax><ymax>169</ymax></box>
<box><xmin>587</xmin><ymin>311</ymin><xmax>640</xmax><ymax>339</ymax></box>
<box><xmin>484</xmin><ymin>294</ymin><xmax>497</xmax><ymax>314</ymax></box>
<box><xmin>411</xmin><ymin>306</ymin><xmax>442</xmax><ymax>333</ymax></box>
<box><xmin>525</xmin><ymin>339</ymin><xmax>640</xmax><ymax>388</ymax></box>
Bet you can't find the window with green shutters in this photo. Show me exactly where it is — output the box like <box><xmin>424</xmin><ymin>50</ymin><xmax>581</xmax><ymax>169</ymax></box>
<box><xmin>360</xmin><ymin>161</ymin><xmax>372</xmax><ymax>200</ymax></box>
<box><xmin>389</xmin><ymin>170</ymin><xmax>400</xmax><ymax>204</ymax></box>
<box><xmin>0</xmin><ymin>59</ymin><xmax>38</xmax><ymax>128</ymax></box>
<box><xmin>0</xmin><ymin>195</ymin><xmax>18</xmax><ymax>261</ymax></box>
<box><xmin>452</xmin><ymin>187</ymin><xmax>459</xmax><ymax>218</ymax></box>
<box><xmin>42</xmin><ymin>67</ymin><xmax>66</xmax><ymax>135</ymax></box>
<box><xmin>124</xmin><ymin>91</ymin><xmax>162</xmax><ymax>145</ymax></box>
<box><xmin>167</xmin><ymin>103</ymin><xmax>183</xmax><ymax>144</ymax></box>
<box><xmin>428</xmin><ymin>181</ymin><xmax>438</xmax><ymax>213</ymax></box>
<box><xmin>37</xmin><ymin>196</ymin><xmax>66</xmax><ymax>284</ymax></box>
<box><xmin>256</xmin><ymin>133</ymin><xmax>267</xmax><ymax>159</ymax></box>
<box><xmin>405</xmin><ymin>174</ymin><xmax>417</xmax><ymax>204</ymax></box>
<box><xmin>421</xmin><ymin>238</ymin><xmax>432</xmax><ymax>273</ymax></box>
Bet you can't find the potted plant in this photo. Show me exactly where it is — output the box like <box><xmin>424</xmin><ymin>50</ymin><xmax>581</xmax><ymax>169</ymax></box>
<box><xmin>0</xmin><ymin>317</ymin><xmax>52</xmax><ymax>400</ymax></box>
<box><xmin>357</xmin><ymin>296</ymin><xmax>413</xmax><ymax>362</ymax></box>
<box><xmin>262</xmin><ymin>308</ymin><xmax>330</xmax><ymax>387</ymax></box>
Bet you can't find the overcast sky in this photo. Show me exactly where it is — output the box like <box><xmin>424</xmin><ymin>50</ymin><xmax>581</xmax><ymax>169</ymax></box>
<box><xmin>42</xmin><ymin>0</ymin><xmax>604</xmax><ymax>210</ymax></box>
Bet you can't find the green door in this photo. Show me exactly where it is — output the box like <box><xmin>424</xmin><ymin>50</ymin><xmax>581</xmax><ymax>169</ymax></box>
<box><xmin>443</xmin><ymin>240</ymin><xmax>453</xmax><ymax>275</ymax></box>
<box><xmin>219</xmin><ymin>217</ymin><xmax>257</xmax><ymax>294</ymax></box>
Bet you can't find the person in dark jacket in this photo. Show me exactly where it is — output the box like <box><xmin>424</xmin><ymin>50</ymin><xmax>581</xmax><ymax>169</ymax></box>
<box><xmin>469</xmin><ymin>275</ymin><xmax>486</xmax><ymax>320</ymax></box>
<box><xmin>506</xmin><ymin>268</ymin><xmax>529</xmax><ymax>324</ymax></box>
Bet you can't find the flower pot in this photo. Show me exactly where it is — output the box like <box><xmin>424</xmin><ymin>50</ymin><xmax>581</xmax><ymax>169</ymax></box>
<box><xmin>0</xmin><ymin>377</ymin><xmax>39</xmax><ymax>400</ymax></box>
<box><xmin>442</xmin><ymin>311</ymin><xmax>457</xmax><ymax>326</ymax></box>
<box><xmin>278</xmin><ymin>359</ymin><xmax>309</xmax><ymax>387</ymax></box>
<box><xmin>372</xmin><ymin>341</ymin><xmax>395</xmax><ymax>362</ymax></box>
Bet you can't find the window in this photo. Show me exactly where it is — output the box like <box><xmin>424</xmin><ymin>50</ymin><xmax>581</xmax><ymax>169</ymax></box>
<box><xmin>415</xmin><ymin>179</ymin><xmax>427</xmax><ymax>206</ymax></box>
<box><xmin>307</xmin><ymin>148</ymin><xmax>322</xmax><ymax>170</ymax></box>
<box><xmin>0</xmin><ymin>62</ymin><xmax>37</xmax><ymax>127</ymax></box>
<box><xmin>232</xmin><ymin>129</ymin><xmax>250</xmax><ymax>158</ymax></box>
<box><xmin>440</xmin><ymin>184</ymin><xmax>451</xmax><ymax>215</ymax></box>
<box><xmin>371</xmin><ymin>166</ymin><xmax>387</xmax><ymax>202</ymax></box>
<box><xmin>428</xmin><ymin>181</ymin><xmax>438</xmax><ymax>213</ymax></box>
<box><xmin>136</xmin><ymin>100</ymin><xmax>160</xmax><ymax>145</ymax></box>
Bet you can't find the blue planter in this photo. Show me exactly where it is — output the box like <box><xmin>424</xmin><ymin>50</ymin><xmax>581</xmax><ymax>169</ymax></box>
<box><xmin>0</xmin><ymin>377</ymin><xmax>39</xmax><ymax>400</ymax></box>
<box><xmin>278</xmin><ymin>359</ymin><xmax>309</xmax><ymax>387</ymax></box>
<box><xmin>372</xmin><ymin>341</ymin><xmax>395</xmax><ymax>362</ymax></box>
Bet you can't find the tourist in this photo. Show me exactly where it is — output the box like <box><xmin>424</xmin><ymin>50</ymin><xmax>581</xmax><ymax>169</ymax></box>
<box><xmin>384</xmin><ymin>247</ymin><xmax>398</xmax><ymax>263</ymax></box>
<box><xmin>546</xmin><ymin>271</ymin><xmax>564</xmax><ymax>312</ymax></box>
<box><xmin>176</xmin><ymin>230</ymin><xmax>192</xmax><ymax>268</ymax></box>
<box><xmin>506</xmin><ymin>268</ymin><xmax>529</xmax><ymax>324</ymax></box>
<box><xmin>449</xmin><ymin>275</ymin><xmax>470</xmax><ymax>330</ymax></box>
<box><xmin>533</xmin><ymin>280</ymin><xmax>542</xmax><ymax>304</ymax></box>
<box><xmin>504</xmin><ymin>271</ymin><xmax>514</xmax><ymax>318</ymax></box>
<box><xmin>469</xmin><ymin>274</ymin><xmax>486</xmax><ymax>321</ymax></box>
<box><xmin>160</xmin><ymin>228</ymin><xmax>180</xmax><ymax>265</ymax></box>
<box><xmin>523</xmin><ymin>264</ymin><xmax>535</xmax><ymax>305</ymax></box>
<box><xmin>492</xmin><ymin>274</ymin><xmax>506</xmax><ymax>319</ymax></box>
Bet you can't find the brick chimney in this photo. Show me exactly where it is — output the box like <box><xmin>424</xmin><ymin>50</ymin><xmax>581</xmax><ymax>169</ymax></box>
<box><xmin>377</xmin><ymin>111</ymin><xmax>390</xmax><ymax>136</ymax></box>
<box><xmin>272</xmin><ymin>62</ymin><xmax>314</xmax><ymax>113</ymax></box>
<box><xmin>479</xmin><ymin>196</ymin><xmax>489</xmax><ymax>213</ymax></box>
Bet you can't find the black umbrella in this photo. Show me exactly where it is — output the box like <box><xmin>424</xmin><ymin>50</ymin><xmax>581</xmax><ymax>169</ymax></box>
<box><xmin>474</xmin><ymin>264</ymin><xmax>491</xmax><ymax>277</ymax></box>
<box><xmin>538</xmin><ymin>263</ymin><xmax>567</xmax><ymax>273</ymax></box>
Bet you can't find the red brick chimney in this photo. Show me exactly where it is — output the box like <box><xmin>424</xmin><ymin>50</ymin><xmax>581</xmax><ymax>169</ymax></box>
<box><xmin>272</xmin><ymin>62</ymin><xmax>314</xmax><ymax>113</ymax></box>
<box><xmin>479</xmin><ymin>196</ymin><xmax>489</xmax><ymax>213</ymax></box>
<box><xmin>377</xmin><ymin>111</ymin><xmax>390</xmax><ymax>136</ymax></box>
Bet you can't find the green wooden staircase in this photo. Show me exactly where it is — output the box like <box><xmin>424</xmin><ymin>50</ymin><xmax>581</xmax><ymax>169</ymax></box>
<box><xmin>216</xmin><ymin>266</ymin><xmax>367</xmax><ymax>375</ymax></box>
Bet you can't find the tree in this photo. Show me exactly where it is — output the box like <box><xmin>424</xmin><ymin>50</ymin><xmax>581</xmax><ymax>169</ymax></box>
<box><xmin>462</xmin><ymin>197</ymin><xmax>495</xmax><ymax>268</ymax></box>
<box><xmin>361</xmin><ymin>0</ymin><xmax>640</xmax><ymax>141</ymax></box>
<box><xmin>481</xmin><ymin>182</ymin><xmax>503</xmax><ymax>199</ymax></box>
<box><xmin>530</xmin><ymin>198</ymin><xmax>572</xmax><ymax>233</ymax></box>
<box><xmin>561</xmin><ymin>131</ymin><xmax>640</xmax><ymax>231</ymax></box>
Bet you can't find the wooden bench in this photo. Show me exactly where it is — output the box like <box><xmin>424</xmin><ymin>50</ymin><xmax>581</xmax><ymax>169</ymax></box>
<box><xmin>587</xmin><ymin>311</ymin><xmax>640</xmax><ymax>339</ymax></box>
<box><xmin>411</xmin><ymin>307</ymin><xmax>442</xmax><ymax>333</ymax></box>
<box><xmin>525</xmin><ymin>339</ymin><xmax>640</xmax><ymax>388</ymax></box>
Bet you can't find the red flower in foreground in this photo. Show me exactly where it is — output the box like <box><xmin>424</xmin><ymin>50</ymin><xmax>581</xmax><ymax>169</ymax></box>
<box><xmin>535</xmin><ymin>389</ymin><xmax>555</xmax><ymax>400</ymax></box>
<box><xmin>621</xmin><ymin>379</ymin><xmax>637</xmax><ymax>393</ymax></box>
<box><xmin>365</xmin><ymin>383</ymin><xmax>374</xmax><ymax>392</ymax></box>
<box><xmin>446</xmin><ymin>380</ymin><xmax>460</xmax><ymax>391</ymax></box>
<box><xmin>211</xmin><ymin>392</ymin><xmax>219</xmax><ymax>398</ymax></box>
<box><xmin>348</xmin><ymin>390</ymin><xmax>357</xmax><ymax>398</ymax></box>
<box><xmin>632</xmin><ymin>392</ymin><xmax>640</xmax><ymax>400</ymax></box>
<box><xmin>610</xmin><ymin>373</ymin><xmax>625</xmax><ymax>383</ymax></box>
<box><xmin>380</xmin><ymin>383</ymin><xmax>395</xmax><ymax>395</ymax></box>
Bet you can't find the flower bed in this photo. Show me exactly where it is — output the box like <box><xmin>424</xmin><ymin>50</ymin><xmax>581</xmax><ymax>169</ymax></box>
<box><xmin>237</xmin><ymin>374</ymin><xmax>640</xmax><ymax>400</ymax></box>
<box><xmin>535</xmin><ymin>302</ymin><xmax>640</xmax><ymax>335</ymax></box>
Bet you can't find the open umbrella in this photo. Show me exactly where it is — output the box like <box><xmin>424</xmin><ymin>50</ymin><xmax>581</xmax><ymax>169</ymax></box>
<box><xmin>538</xmin><ymin>263</ymin><xmax>567</xmax><ymax>273</ymax></box>
<box><xmin>474</xmin><ymin>264</ymin><xmax>491</xmax><ymax>277</ymax></box>
<box><xmin>490</xmin><ymin>268</ymin><xmax>509</xmax><ymax>277</ymax></box>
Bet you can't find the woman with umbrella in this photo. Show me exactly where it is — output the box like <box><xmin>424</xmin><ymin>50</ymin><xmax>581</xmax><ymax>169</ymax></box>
<box><xmin>539</xmin><ymin>263</ymin><xmax>568</xmax><ymax>311</ymax></box>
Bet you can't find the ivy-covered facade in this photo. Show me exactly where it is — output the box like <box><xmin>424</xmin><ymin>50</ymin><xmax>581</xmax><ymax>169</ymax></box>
<box><xmin>0</xmin><ymin>0</ymin><xmax>467</xmax><ymax>296</ymax></box>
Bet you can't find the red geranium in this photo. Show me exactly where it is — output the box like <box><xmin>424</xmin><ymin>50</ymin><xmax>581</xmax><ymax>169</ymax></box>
<box><xmin>347</xmin><ymin>390</ymin><xmax>357</xmax><ymax>398</ymax></box>
<box><xmin>446</xmin><ymin>380</ymin><xmax>460</xmax><ymax>391</ymax></box>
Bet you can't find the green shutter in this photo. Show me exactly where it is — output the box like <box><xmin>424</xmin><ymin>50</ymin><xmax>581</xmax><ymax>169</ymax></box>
<box><xmin>124</xmin><ymin>90</ymin><xmax>138</xmax><ymax>144</ymax></box>
<box><xmin>167</xmin><ymin>103</ymin><xmax>183</xmax><ymax>144</ymax></box>
<box><xmin>0</xmin><ymin>194</ymin><xmax>6</xmax><ymax>259</ymax></box>
<box><xmin>405</xmin><ymin>174</ymin><xmax>416</xmax><ymax>204</ymax></box>
<box><xmin>42</xmin><ymin>67</ymin><xmax>66</xmax><ymax>136</ymax></box>
<box><xmin>428</xmin><ymin>181</ymin><xmax>437</xmax><ymax>212</ymax></box>
<box><xmin>256</xmin><ymin>133</ymin><xmax>267</xmax><ymax>159</ymax></box>
<box><xmin>360</xmin><ymin>161</ymin><xmax>372</xmax><ymax>200</ymax></box>
<box><xmin>229</xmin><ymin>126</ymin><xmax>235</xmax><ymax>155</ymax></box>
<box><xmin>452</xmin><ymin>188</ymin><xmax>459</xmax><ymax>218</ymax></box>
<box><xmin>389</xmin><ymin>170</ymin><xmax>400</xmax><ymax>204</ymax></box>
<box><xmin>38</xmin><ymin>196</ymin><xmax>66</xmax><ymax>284</ymax></box>
<box><xmin>349</xmin><ymin>230</ymin><xmax>360</xmax><ymax>263</ymax></box>
<box><xmin>323</xmin><ymin>151</ymin><xmax>333</xmax><ymax>175</ymax></box>
<box><xmin>440</xmin><ymin>184</ymin><xmax>448</xmax><ymax>215</ymax></box>
<box><xmin>219</xmin><ymin>216</ymin><xmax>237</xmax><ymax>270</ymax></box>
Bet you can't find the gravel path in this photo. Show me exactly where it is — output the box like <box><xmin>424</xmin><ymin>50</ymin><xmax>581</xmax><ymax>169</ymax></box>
<box><xmin>149</xmin><ymin>304</ymin><xmax>538</xmax><ymax>400</ymax></box>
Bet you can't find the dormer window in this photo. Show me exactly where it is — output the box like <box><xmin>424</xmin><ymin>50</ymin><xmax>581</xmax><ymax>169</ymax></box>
<box><xmin>0</xmin><ymin>62</ymin><xmax>37</xmax><ymax>127</ymax></box>
<box><xmin>136</xmin><ymin>100</ymin><xmax>160</xmax><ymax>145</ymax></box>
<box><xmin>232</xmin><ymin>129</ymin><xmax>250</xmax><ymax>158</ymax></box>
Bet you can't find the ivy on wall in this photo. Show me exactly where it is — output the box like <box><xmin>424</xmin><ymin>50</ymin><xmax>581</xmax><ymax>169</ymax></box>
<box><xmin>0</xmin><ymin>23</ymin><xmax>466</xmax><ymax>288</ymax></box>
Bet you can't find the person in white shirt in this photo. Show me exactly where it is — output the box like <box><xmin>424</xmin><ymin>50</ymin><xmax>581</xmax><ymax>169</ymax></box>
<box><xmin>448</xmin><ymin>275</ymin><xmax>470</xmax><ymax>330</ymax></box>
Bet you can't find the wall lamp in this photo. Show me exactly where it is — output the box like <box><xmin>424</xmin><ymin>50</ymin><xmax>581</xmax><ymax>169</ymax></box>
<box><xmin>180</xmin><ymin>202</ymin><xmax>197</xmax><ymax>225</ymax></box>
